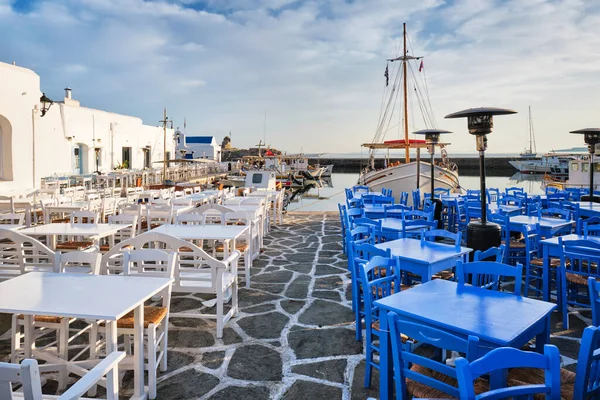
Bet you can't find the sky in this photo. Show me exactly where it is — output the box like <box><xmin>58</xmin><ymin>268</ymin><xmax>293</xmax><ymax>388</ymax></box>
<box><xmin>1</xmin><ymin>0</ymin><xmax>600</xmax><ymax>155</ymax></box>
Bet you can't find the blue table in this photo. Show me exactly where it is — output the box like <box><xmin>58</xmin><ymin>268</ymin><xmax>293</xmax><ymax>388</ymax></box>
<box><xmin>540</xmin><ymin>233</ymin><xmax>600</xmax><ymax>301</ymax></box>
<box><xmin>375</xmin><ymin>279</ymin><xmax>557</xmax><ymax>398</ymax></box>
<box><xmin>575</xmin><ymin>201</ymin><xmax>600</xmax><ymax>218</ymax></box>
<box><xmin>509</xmin><ymin>215</ymin><xmax>574</xmax><ymax>237</ymax></box>
<box><xmin>374</xmin><ymin>238</ymin><xmax>471</xmax><ymax>283</ymax></box>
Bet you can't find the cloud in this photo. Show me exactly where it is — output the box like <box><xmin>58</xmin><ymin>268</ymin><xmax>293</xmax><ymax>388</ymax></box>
<box><xmin>0</xmin><ymin>0</ymin><xmax>599</xmax><ymax>155</ymax></box>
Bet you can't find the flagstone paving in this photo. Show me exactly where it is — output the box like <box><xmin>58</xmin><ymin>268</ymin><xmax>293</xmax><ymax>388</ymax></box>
<box><xmin>0</xmin><ymin>211</ymin><xmax>591</xmax><ymax>399</ymax></box>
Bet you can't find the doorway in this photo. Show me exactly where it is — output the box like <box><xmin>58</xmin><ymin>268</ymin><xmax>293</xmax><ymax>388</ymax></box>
<box><xmin>122</xmin><ymin>147</ymin><xmax>132</xmax><ymax>169</ymax></box>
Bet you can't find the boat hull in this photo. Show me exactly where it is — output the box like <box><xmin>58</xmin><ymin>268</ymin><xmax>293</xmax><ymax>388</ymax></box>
<box><xmin>358</xmin><ymin>161</ymin><xmax>460</xmax><ymax>204</ymax></box>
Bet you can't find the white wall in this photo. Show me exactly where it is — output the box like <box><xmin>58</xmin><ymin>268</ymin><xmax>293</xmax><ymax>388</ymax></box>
<box><xmin>0</xmin><ymin>61</ymin><xmax>175</xmax><ymax>192</ymax></box>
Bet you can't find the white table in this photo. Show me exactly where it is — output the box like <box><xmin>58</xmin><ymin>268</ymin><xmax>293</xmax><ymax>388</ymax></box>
<box><xmin>150</xmin><ymin>224</ymin><xmax>249</xmax><ymax>258</ymax></box>
<box><xmin>0</xmin><ymin>272</ymin><xmax>172</xmax><ymax>399</ymax></box>
<box><xmin>44</xmin><ymin>202</ymin><xmax>90</xmax><ymax>223</ymax></box>
<box><xmin>223</xmin><ymin>204</ymin><xmax>264</xmax><ymax>254</ymax></box>
<box><xmin>19</xmin><ymin>223</ymin><xmax>132</xmax><ymax>249</ymax></box>
<box><xmin>0</xmin><ymin>224</ymin><xmax>24</xmax><ymax>231</ymax></box>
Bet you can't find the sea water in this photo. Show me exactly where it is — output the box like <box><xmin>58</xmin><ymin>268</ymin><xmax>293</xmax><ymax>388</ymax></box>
<box><xmin>286</xmin><ymin>173</ymin><xmax>546</xmax><ymax>212</ymax></box>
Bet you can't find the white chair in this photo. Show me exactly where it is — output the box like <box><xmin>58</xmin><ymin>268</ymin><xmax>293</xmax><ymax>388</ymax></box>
<box><xmin>0</xmin><ymin>213</ymin><xmax>25</xmax><ymax>225</ymax></box>
<box><xmin>223</xmin><ymin>211</ymin><xmax>252</xmax><ymax>288</ymax></box>
<box><xmin>183</xmin><ymin>188</ymin><xmax>193</xmax><ymax>196</ymax></box>
<box><xmin>101</xmin><ymin>197</ymin><xmax>118</xmax><ymax>221</ymax></box>
<box><xmin>191</xmin><ymin>203</ymin><xmax>234</xmax><ymax>225</ymax></box>
<box><xmin>117</xmin><ymin>204</ymin><xmax>143</xmax><ymax>234</ymax></box>
<box><xmin>101</xmin><ymin>232</ymin><xmax>240</xmax><ymax>338</ymax></box>
<box><xmin>0</xmin><ymin>352</ymin><xmax>126</xmax><ymax>400</ymax></box>
<box><xmin>101</xmin><ymin>214</ymin><xmax>138</xmax><ymax>252</ymax></box>
<box><xmin>0</xmin><ymin>229</ymin><xmax>55</xmax><ymax>282</ymax></box>
<box><xmin>145</xmin><ymin>204</ymin><xmax>173</xmax><ymax>231</ymax></box>
<box><xmin>172</xmin><ymin>191</ymin><xmax>184</xmax><ymax>199</ymax></box>
<box><xmin>55</xmin><ymin>211</ymin><xmax>99</xmax><ymax>251</ymax></box>
<box><xmin>172</xmin><ymin>198</ymin><xmax>192</xmax><ymax>207</ymax></box>
<box><xmin>12</xmin><ymin>250</ymin><xmax>101</xmax><ymax>389</ymax></box>
<box><xmin>92</xmin><ymin>249</ymin><xmax>176</xmax><ymax>399</ymax></box>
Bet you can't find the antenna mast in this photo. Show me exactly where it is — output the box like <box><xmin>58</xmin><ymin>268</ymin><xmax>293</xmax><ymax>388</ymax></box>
<box><xmin>402</xmin><ymin>23</ymin><xmax>409</xmax><ymax>162</ymax></box>
<box><xmin>159</xmin><ymin>107</ymin><xmax>173</xmax><ymax>182</ymax></box>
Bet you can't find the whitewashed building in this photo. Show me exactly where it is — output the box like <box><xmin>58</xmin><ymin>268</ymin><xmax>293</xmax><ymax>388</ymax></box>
<box><xmin>175</xmin><ymin>132</ymin><xmax>221</xmax><ymax>162</ymax></box>
<box><xmin>0</xmin><ymin>61</ymin><xmax>175</xmax><ymax>191</ymax></box>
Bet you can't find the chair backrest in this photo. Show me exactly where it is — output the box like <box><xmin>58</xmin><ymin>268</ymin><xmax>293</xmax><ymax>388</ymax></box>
<box><xmin>172</xmin><ymin>198</ymin><xmax>192</xmax><ymax>206</ymax></box>
<box><xmin>474</xmin><ymin>244</ymin><xmax>506</xmax><ymax>262</ymax></box>
<box><xmin>456</xmin><ymin>260</ymin><xmax>523</xmax><ymax>295</ymax></box>
<box><xmin>399</xmin><ymin>191</ymin><xmax>409</xmax><ymax>206</ymax></box>
<box><xmin>575</xmin><ymin>325</ymin><xmax>600</xmax><ymax>399</ymax></box>
<box><xmin>54</xmin><ymin>249</ymin><xmax>101</xmax><ymax>274</ymax></box>
<box><xmin>101</xmin><ymin>232</ymin><xmax>238</xmax><ymax>294</ymax></box>
<box><xmin>588</xmin><ymin>277</ymin><xmax>600</xmax><ymax>326</ymax></box>
<box><xmin>486</xmin><ymin>188</ymin><xmax>500</xmax><ymax>203</ymax></box>
<box><xmin>561</xmin><ymin>239</ymin><xmax>600</xmax><ymax>285</ymax></box>
<box><xmin>108</xmin><ymin>214</ymin><xmax>138</xmax><ymax>242</ymax></box>
<box><xmin>402</xmin><ymin>209</ymin><xmax>433</xmax><ymax>221</ymax></box>
<box><xmin>583</xmin><ymin>216</ymin><xmax>600</xmax><ymax>237</ymax></box>
<box><xmin>412</xmin><ymin>188</ymin><xmax>421</xmax><ymax>209</ymax></box>
<box><xmin>175</xmin><ymin>213</ymin><xmax>205</xmax><ymax>225</ymax></box>
<box><xmin>401</xmin><ymin>219</ymin><xmax>437</xmax><ymax>239</ymax></box>
<box><xmin>384</xmin><ymin>204</ymin><xmax>411</xmax><ymax>218</ymax></box>
<box><xmin>359</xmin><ymin>256</ymin><xmax>400</xmax><ymax>325</ymax></box>
<box><xmin>505</xmin><ymin>186</ymin><xmax>525</xmax><ymax>196</ymax></box>
<box><xmin>345</xmin><ymin>225</ymin><xmax>374</xmax><ymax>251</ymax></box>
<box><xmin>539</xmin><ymin>207</ymin><xmax>570</xmax><ymax>220</ymax></box>
<box><xmin>456</xmin><ymin>345</ymin><xmax>561</xmax><ymax>400</ymax></box>
<box><xmin>224</xmin><ymin>211</ymin><xmax>251</xmax><ymax>227</ymax></box>
<box><xmin>122</xmin><ymin>249</ymin><xmax>176</xmax><ymax>308</ymax></box>
<box><xmin>521</xmin><ymin>223</ymin><xmax>541</xmax><ymax>262</ymax></box>
<box><xmin>387</xmin><ymin>312</ymin><xmax>480</xmax><ymax>399</ymax></box>
<box><xmin>421</xmin><ymin>228</ymin><xmax>461</xmax><ymax>249</ymax></box>
<box><xmin>145</xmin><ymin>204</ymin><xmax>174</xmax><ymax>228</ymax></box>
<box><xmin>0</xmin><ymin>359</ymin><xmax>43</xmax><ymax>399</ymax></box>
<box><xmin>0</xmin><ymin>229</ymin><xmax>55</xmax><ymax>281</ymax></box>
<box><xmin>526</xmin><ymin>202</ymin><xmax>541</xmax><ymax>216</ymax></box>
<box><xmin>353</xmin><ymin>185</ymin><xmax>369</xmax><ymax>194</ymax></box>
<box><xmin>0</xmin><ymin>213</ymin><xmax>24</xmax><ymax>225</ymax></box>
<box><xmin>70</xmin><ymin>210</ymin><xmax>100</xmax><ymax>225</ymax></box>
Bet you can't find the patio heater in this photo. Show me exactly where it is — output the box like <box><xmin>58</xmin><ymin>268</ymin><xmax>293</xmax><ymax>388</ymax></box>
<box><xmin>413</xmin><ymin>129</ymin><xmax>452</xmax><ymax>228</ymax></box>
<box><xmin>445</xmin><ymin>107</ymin><xmax>517</xmax><ymax>252</ymax></box>
<box><xmin>570</xmin><ymin>128</ymin><xmax>600</xmax><ymax>203</ymax></box>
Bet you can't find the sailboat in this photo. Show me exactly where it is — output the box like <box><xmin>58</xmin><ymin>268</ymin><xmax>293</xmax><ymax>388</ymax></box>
<box><xmin>358</xmin><ymin>23</ymin><xmax>461</xmax><ymax>200</ymax></box>
<box><xmin>519</xmin><ymin>106</ymin><xmax>537</xmax><ymax>158</ymax></box>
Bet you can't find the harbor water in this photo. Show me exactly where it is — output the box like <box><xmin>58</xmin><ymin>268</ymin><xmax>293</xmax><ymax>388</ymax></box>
<box><xmin>286</xmin><ymin>172</ymin><xmax>546</xmax><ymax>212</ymax></box>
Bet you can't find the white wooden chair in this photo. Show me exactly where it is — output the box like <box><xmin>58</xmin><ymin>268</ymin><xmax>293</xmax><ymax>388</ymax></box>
<box><xmin>92</xmin><ymin>249</ymin><xmax>175</xmax><ymax>399</ymax></box>
<box><xmin>101</xmin><ymin>214</ymin><xmax>138</xmax><ymax>252</ymax></box>
<box><xmin>144</xmin><ymin>204</ymin><xmax>173</xmax><ymax>231</ymax></box>
<box><xmin>101</xmin><ymin>197</ymin><xmax>117</xmax><ymax>222</ymax></box>
<box><xmin>0</xmin><ymin>229</ymin><xmax>55</xmax><ymax>282</ymax></box>
<box><xmin>0</xmin><ymin>352</ymin><xmax>125</xmax><ymax>400</ymax></box>
<box><xmin>172</xmin><ymin>197</ymin><xmax>192</xmax><ymax>207</ymax></box>
<box><xmin>101</xmin><ymin>232</ymin><xmax>240</xmax><ymax>338</ymax></box>
<box><xmin>190</xmin><ymin>203</ymin><xmax>234</xmax><ymax>225</ymax></box>
<box><xmin>222</xmin><ymin>211</ymin><xmax>252</xmax><ymax>288</ymax></box>
<box><xmin>183</xmin><ymin>188</ymin><xmax>193</xmax><ymax>195</ymax></box>
<box><xmin>0</xmin><ymin>213</ymin><xmax>25</xmax><ymax>225</ymax></box>
<box><xmin>117</xmin><ymin>204</ymin><xmax>143</xmax><ymax>234</ymax></box>
<box><xmin>12</xmin><ymin>250</ymin><xmax>101</xmax><ymax>389</ymax></box>
<box><xmin>55</xmin><ymin>211</ymin><xmax>99</xmax><ymax>251</ymax></box>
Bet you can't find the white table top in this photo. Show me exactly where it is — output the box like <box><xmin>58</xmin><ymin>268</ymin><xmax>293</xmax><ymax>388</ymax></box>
<box><xmin>150</xmin><ymin>224</ymin><xmax>249</xmax><ymax>240</ymax></box>
<box><xmin>19</xmin><ymin>223</ymin><xmax>132</xmax><ymax>238</ymax></box>
<box><xmin>0</xmin><ymin>272</ymin><xmax>172</xmax><ymax>320</ymax></box>
<box><xmin>223</xmin><ymin>198</ymin><xmax>246</xmax><ymax>205</ymax></box>
<box><xmin>0</xmin><ymin>224</ymin><xmax>24</xmax><ymax>231</ymax></box>
<box><xmin>45</xmin><ymin>202</ymin><xmax>89</xmax><ymax>211</ymax></box>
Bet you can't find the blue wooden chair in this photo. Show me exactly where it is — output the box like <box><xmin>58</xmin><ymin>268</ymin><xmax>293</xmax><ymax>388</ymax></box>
<box><xmin>588</xmin><ymin>277</ymin><xmax>600</xmax><ymax>326</ymax></box>
<box><xmin>401</xmin><ymin>219</ymin><xmax>437</xmax><ymax>239</ymax></box>
<box><xmin>353</xmin><ymin>218</ymin><xmax>386</xmax><ymax>242</ymax></box>
<box><xmin>583</xmin><ymin>216</ymin><xmax>600</xmax><ymax>237</ymax></box>
<box><xmin>359</xmin><ymin>256</ymin><xmax>401</xmax><ymax>388</ymax></box>
<box><xmin>338</xmin><ymin>203</ymin><xmax>347</xmax><ymax>254</ymax></box>
<box><xmin>451</xmin><ymin>198</ymin><xmax>469</xmax><ymax>236</ymax></box>
<box><xmin>456</xmin><ymin>260</ymin><xmax>523</xmax><ymax>295</ymax></box>
<box><xmin>486</xmin><ymin>188</ymin><xmax>500</xmax><ymax>203</ymax></box>
<box><xmin>353</xmin><ymin>185</ymin><xmax>369</xmax><ymax>194</ymax></box>
<box><xmin>455</xmin><ymin>345</ymin><xmax>561</xmax><ymax>400</ymax></box>
<box><xmin>345</xmin><ymin>206</ymin><xmax>364</xmax><ymax>228</ymax></box>
<box><xmin>574</xmin><ymin>325</ymin><xmax>600</xmax><ymax>399</ymax></box>
<box><xmin>399</xmin><ymin>191</ymin><xmax>409</xmax><ymax>206</ymax></box>
<box><xmin>363</xmin><ymin>194</ymin><xmax>394</xmax><ymax>206</ymax></box>
<box><xmin>499</xmin><ymin>194</ymin><xmax>524</xmax><ymax>207</ymax></box>
<box><xmin>347</xmin><ymin>242</ymin><xmax>390</xmax><ymax>341</ymax></box>
<box><xmin>562</xmin><ymin>201</ymin><xmax>580</xmax><ymax>221</ymax></box>
<box><xmin>421</xmin><ymin>229</ymin><xmax>462</xmax><ymax>249</ymax></box>
<box><xmin>473</xmin><ymin>244</ymin><xmax>506</xmax><ymax>262</ymax></box>
<box><xmin>412</xmin><ymin>188</ymin><xmax>421</xmax><ymax>210</ymax></box>
<box><xmin>505</xmin><ymin>186</ymin><xmax>525</xmax><ymax>197</ymax></box>
<box><xmin>520</xmin><ymin>223</ymin><xmax>544</xmax><ymax>298</ymax></box>
<box><xmin>559</xmin><ymin>239</ymin><xmax>600</xmax><ymax>329</ymax></box>
<box><xmin>526</xmin><ymin>202</ymin><xmax>541</xmax><ymax>216</ymax></box>
<box><xmin>434</xmin><ymin>187</ymin><xmax>450</xmax><ymax>197</ymax></box>
<box><xmin>384</xmin><ymin>204</ymin><xmax>412</xmax><ymax>219</ymax></box>
<box><xmin>386</xmin><ymin>312</ymin><xmax>480</xmax><ymax>399</ymax></box>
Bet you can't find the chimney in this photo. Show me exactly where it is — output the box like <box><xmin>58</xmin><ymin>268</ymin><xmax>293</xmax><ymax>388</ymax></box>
<box><xmin>64</xmin><ymin>87</ymin><xmax>72</xmax><ymax>99</ymax></box>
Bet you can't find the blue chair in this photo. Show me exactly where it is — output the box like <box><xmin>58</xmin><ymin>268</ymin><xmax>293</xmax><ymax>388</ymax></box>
<box><xmin>499</xmin><ymin>194</ymin><xmax>524</xmax><ymax>207</ymax></box>
<box><xmin>451</xmin><ymin>198</ymin><xmax>469</xmax><ymax>236</ymax></box>
<box><xmin>519</xmin><ymin>223</ymin><xmax>553</xmax><ymax>298</ymax></box>
<box><xmin>384</xmin><ymin>204</ymin><xmax>412</xmax><ymax>219</ymax></box>
<box><xmin>399</xmin><ymin>191</ymin><xmax>409</xmax><ymax>206</ymax></box>
<box><xmin>338</xmin><ymin>204</ymin><xmax>347</xmax><ymax>254</ymax></box>
<box><xmin>347</xmin><ymin>242</ymin><xmax>390</xmax><ymax>341</ymax></box>
<box><xmin>455</xmin><ymin>345</ymin><xmax>561</xmax><ymax>400</ymax></box>
<box><xmin>486</xmin><ymin>188</ymin><xmax>500</xmax><ymax>203</ymax></box>
<box><xmin>584</xmin><ymin>216</ymin><xmax>600</xmax><ymax>237</ymax></box>
<box><xmin>559</xmin><ymin>239</ymin><xmax>600</xmax><ymax>329</ymax></box>
<box><xmin>345</xmin><ymin>207</ymin><xmax>364</xmax><ymax>228</ymax></box>
<box><xmin>412</xmin><ymin>188</ymin><xmax>421</xmax><ymax>210</ymax></box>
<box><xmin>360</xmin><ymin>256</ymin><xmax>401</xmax><ymax>387</ymax></box>
<box><xmin>434</xmin><ymin>187</ymin><xmax>450</xmax><ymax>197</ymax></box>
<box><xmin>473</xmin><ymin>244</ymin><xmax>506</xmax><ymax>262</ymax></box>
<box><xmin>526</xmin><ymin>202</ymin><xmax>541</xmax><ymax>216</ymax></box>
<box><xmin>353</xmin><ymin>185</ymin><xmax>369</xmax><ymax>194</ymax></box>
<box><xmin>590</xmin><ymin>278</ymin><xmax>600</xmax><ymax>326</ymax></box>
<box><xmin>456</xmin><ymin>260</ymin><xmax>523</xmax><ymax>295</ymax></box>
<box><xmin>362</xmin><ymin>194</ymin><xmax>394</xmax><ymax>206</ymax></box>
<box><xmin>401</xmin><ymin>219</ymin><xmax>437</xmax><ymax>239</ymax></box>
<box><xmin>421</xmin><ymin>229</ymin><xmax>462</xmax><ymax>249</ymax></box>
<box><xmin>574</xmin><ymin>325</ymin><xmax>600</xmax><ymax>399</ymax></box>
<box><xmin>562</xmin><ymin>201</ymin><xmax>580</xmax><ymax>221</ymax></box>
<box><xmin>386</xmin><ymin>312</ymin><xmax>480</xmax><ymax>399</ymax></box>
<box><xmin>505</xmin><ymin>186</ymin><xmax>525</xmax><ymax>197</ymax></box>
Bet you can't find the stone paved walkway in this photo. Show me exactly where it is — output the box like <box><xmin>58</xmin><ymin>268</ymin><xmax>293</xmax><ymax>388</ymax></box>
<box><xmin>0</xmin><ymin>211</ymin><xmax>591</xmax><ymax>399</ymax></box>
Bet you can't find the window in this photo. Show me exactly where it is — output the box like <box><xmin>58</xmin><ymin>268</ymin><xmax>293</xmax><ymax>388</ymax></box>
<box><xmin>252</xmin><ymin>173</ymin><xmax>263</xmax><ymax>184</ymax></box>
<box><xmin>583</xmin><ymin>163</ymin><xmax>589</xmax><ymax>173</ymax></box>
<box><xmin>595</xmin><ymin>163</ymin><xmax>600</xmax><ymax>173</ymax></box>
<box><xmin>571</xmin><ymin>162</ymin><xmax>579</xmax><ymax>171</ymax></box>
<box><xmin>122</xmin><ymin>147</ymin><xmax>131</xmax><ymax>169</ymax></box>
<box><xmin>143</xmin><ymin>148</ymin><xmax>151</xmax><ymax>169</ymax></box>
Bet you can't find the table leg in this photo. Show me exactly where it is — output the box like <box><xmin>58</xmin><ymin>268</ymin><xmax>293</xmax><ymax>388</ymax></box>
<box><xmin>105</xmin><ymin>321</ymin><xmax>119</xmax><ymax>398</ymax></box>
<box><xmin>134</xmin><ymin>304</ymin><xmax>146</xmax><ymax>399</ymax></box>
<box><xmin>378</xmin><ymin>308</ymin><xmax>393</xmax><ymax>398</ymax></box>
<box><xmin>535</xmin><ymin>316</ymin><xmax>551</xmax><ymax>352</ymax></box>
<box><xmin>23</xmin><ymin>315</ymin><xmax>34</xmax><ymax>358</ymax></box>
<box><xmin>542</xmin><ymin>244</ymin><xmax>550</xmax><ymax>302</ymax></box>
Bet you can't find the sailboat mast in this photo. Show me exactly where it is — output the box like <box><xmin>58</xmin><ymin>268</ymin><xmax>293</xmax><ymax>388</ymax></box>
<box><xmin>528</xmin><ymin>106</ymin><xmax>537</xmax><ymax>154</ymax></box>
<box><xmin>402</xmin><ymin>22</ymin><xmax>410</xmax><ymax>163</ymax></box>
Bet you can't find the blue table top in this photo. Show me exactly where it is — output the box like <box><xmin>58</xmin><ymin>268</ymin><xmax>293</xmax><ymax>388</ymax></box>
<box><xmin>575</xmin><ymin>201</ymin><xmax>600</xmax><ymax>210</ymax></box>
<box><xmin>374</xmin><ymin>238</ymin><xmax>471</xmax><ymax>264</ymax></box>
<box><xmin>541</xmin><ymin>233</ymin><xmax>600</xmax><ymax>245</ymax></box>
<box><xmin>509</xmin><ymin>215</ymin><xmax>574</xmax><ymax>229</ymax></box>
<box><xmin>375</xmin><ymin>279</ymin><xmax>556</xmax><ymax>345</ymax></box>
<box><xmin>353</xmin><ymin>192</ymin><xmax>384</xmax><ymax>199</ymax></box>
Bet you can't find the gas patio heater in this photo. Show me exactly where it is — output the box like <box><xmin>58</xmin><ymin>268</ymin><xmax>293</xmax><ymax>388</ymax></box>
<box><xmin>445</xmin><ymin>107</ymin><xmax>517</xmax><ymax>252</ymax></box>
<box><xmin>413</xmin><ymin>129</ymin><xmax>451</xmax><ymax>228</ymax></box>
<box><xmin>570</xmin><ymin>128</ymin><xmax>600</xmax><ymax>203</ymax></box>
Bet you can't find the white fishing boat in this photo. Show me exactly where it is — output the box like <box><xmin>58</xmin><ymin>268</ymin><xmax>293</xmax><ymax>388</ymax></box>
<box><xmin>519</xmin><ymin>106</ymin><xmax>537</xmax><ymax>159</ymax></box>
<box><xmin>358</xmin><ymin>23</ymin><xmax>461</xmax><ymax>200</ymax></box>
<box><xmin>545</xmin><ymin>152</ymin><xmax>600</xmax><ymax>190</ymax></box>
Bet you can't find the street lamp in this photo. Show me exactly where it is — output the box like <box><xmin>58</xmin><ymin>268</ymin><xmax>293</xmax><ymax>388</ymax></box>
<box><xmin>413</xmin><ymin>129</ymin><xmax>451</xmax><ymax>228</ymax></box>
<box><xmin>39</xmin><ymin>93</ymin><xmax>53</xmax><ymax>117</ymax></box>
<box><xmin>445</xmin><ymin>107</ymin><xmax>517</xmax><ymax>252</ymax></box>
<box><xmin>570</xmin><ymin>128</ymin><xmax>600</xmax><ymax>203</ymax></box>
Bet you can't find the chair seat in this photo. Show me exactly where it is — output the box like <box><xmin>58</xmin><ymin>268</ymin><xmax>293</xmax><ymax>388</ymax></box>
<box><xmin>432</xmin><ymin>270</ymin><xmax>455</xmax><ymax>280</ymax></box>
<box><xmin>215</xmin><ymin>243</ymin><xmax>249</xmax><ymax>252</ymax></box>
<box><xmin>371</xmin><ymin>320</ymin><xmax>410</xmax><ymax>343</ymax></box>
<box><xmin>566</xmin><ymin>272</ymin><xmax>599</xmax><ymax>286</ymax></box>
<box><xmin>407</xmin><ymin>364</ymin><xmax>489</xmax><ymax>398</ymax></box>
<box><xmin>509</xmin><ymin>240</ymin><xmax>526</xmax><ymax>249</ymax></box>
<box><xmin>508</xmin><ymin>367</ymin><xmax>576</xmax><ymax>400</ymax></box>
<box><xmin>51</xmin><ymin>218</ymin><xmax>71</xmax><ymax>223</ymax></box>
<box><xmin>103</xmin><ymin>306</ymin><xmax>168</xmax><ymax>329</ymax></box>
<box><xmin>99</xmin><ymin>244</ymin><xmax>133</xmax><ymax>252</ymax></box>
<box><xmin>55</xmin><ymin>241</ymin><xmax>94</xmax><ymax>250</ymax></box>
<box><xmin>17</xmin><ymin>314</ymin><xmax>68</xmax><ymax>324</ymax></box>
<box><xmin>531</xmin><ymin>258</ymin><xmax>561</xmax><ymax>267</ymax></box>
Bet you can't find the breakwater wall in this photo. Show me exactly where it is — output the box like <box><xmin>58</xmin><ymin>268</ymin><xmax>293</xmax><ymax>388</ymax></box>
<box><xmin>309</xmin><ymin>157</ymin><xmax>517</xmax><ymax>176</ymax></box>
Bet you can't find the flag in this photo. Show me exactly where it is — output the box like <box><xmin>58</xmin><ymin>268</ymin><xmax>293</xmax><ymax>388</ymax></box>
<box><xmin>419</xmin><ymin>59</ymin><xmax>424</xmax><ymax>72</ymax></box>
<box><xmin>384</xmin><ymin>64</ymin><xmax>389</xmax><ymax>87</ymax></box>
<box><xmin>183</xmin><ymin>117</ymin><xmax>187</xmax><ymax>129</ymax></box>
